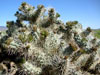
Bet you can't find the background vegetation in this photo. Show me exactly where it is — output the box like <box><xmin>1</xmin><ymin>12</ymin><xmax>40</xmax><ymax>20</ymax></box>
<box><xmin>93</xmin><ymin>29</ymin><xmax>100</xmax><ymax>39</ymax></box>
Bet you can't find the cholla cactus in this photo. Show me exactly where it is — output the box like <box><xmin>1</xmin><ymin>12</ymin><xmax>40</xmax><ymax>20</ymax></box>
<box><xmin>0</xmin><ymin>2</ymin><xmax>100</xmax><ymax>75</ymax></box>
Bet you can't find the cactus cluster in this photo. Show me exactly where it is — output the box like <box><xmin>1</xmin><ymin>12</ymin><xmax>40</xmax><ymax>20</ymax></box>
<box><xmin>0</xmin><ymin>2</ymin><xmax>100</xmax><ymax>75</ymax></box>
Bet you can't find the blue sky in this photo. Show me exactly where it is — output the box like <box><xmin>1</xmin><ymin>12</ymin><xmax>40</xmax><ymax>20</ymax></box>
<box><xmin>0</xmin><ymin>0</ymin><xmax>100</xmax><ymax>29</ymax></box>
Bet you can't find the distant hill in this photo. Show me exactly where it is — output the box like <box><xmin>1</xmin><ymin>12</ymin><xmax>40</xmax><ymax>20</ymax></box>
<box><xmin>93</xmin><ymin>29</ymin><xmax>100</xmax><ymax>39</ymax></box>
<box><xmin>0</xmin><ymin>26</ymin><xmax>7</xmax><ymax>31</ymax></box>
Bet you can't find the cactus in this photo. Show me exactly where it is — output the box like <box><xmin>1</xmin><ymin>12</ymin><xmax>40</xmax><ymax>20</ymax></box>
<box><xmin>0</xmin><ymin>2</ymin><xmax>100</xmax><ymax>75</ymax></box>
